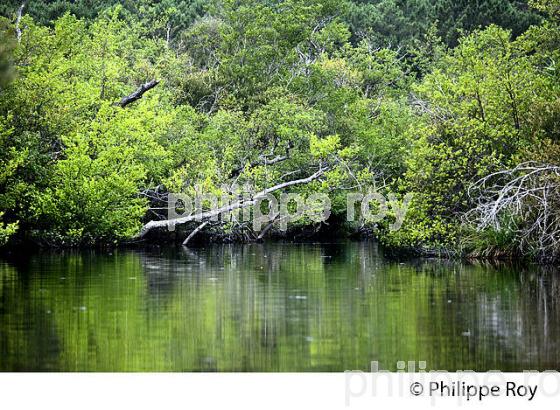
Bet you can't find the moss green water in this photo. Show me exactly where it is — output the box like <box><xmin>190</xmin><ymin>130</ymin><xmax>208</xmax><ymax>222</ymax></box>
<box><xmin>1</xmin><ymin>242</ymin><xmax>559</xmax><ymax>371</ymax></box>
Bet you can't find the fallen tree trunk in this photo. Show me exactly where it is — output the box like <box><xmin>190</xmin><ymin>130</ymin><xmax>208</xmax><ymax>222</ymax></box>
<box><xmin>135</xmin><ymin>167</ymin><xmax>327</xmax><ymax>239</ymax></box>
<box><xmin>118</xmin><ymin>79</ymin><xmax>160</xmax><ymax>108</ymax></box>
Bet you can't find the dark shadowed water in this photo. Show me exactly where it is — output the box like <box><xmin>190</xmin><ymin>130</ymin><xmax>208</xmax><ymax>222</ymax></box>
<box><xmin>1</xmin><ymin>241</ymin><xmax>559</xmax><ymax>372</ymax></box>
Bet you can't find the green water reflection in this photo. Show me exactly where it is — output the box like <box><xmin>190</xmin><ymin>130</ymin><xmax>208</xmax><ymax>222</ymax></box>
<box><xmin>1</xmin><ymin>242</ymin><xmax>559</xmax><ymax>371</ymax></box>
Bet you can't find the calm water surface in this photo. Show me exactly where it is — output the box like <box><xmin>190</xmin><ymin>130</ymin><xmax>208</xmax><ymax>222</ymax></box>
<box><xmin>1</xmin><ymin>242</ymin><xmax>559</xmax><ymax>371</ymax></box>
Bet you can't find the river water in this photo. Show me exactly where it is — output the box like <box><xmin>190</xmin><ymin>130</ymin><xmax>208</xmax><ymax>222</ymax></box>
<box><xmin>1</xmin><ymin>241</ymin><xmax>559</xmax><ymax>371</ymax></box>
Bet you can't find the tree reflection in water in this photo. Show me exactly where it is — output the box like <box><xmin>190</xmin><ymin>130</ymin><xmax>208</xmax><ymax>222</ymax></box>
<box><xmin>1</xmin><ymin>242</ymin><xmax>559</xmax><ymax>371</ymax></box>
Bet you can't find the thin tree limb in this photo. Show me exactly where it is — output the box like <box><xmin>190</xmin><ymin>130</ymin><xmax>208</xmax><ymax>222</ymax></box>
<box><xmin>182</xmin><ymin>221</ymin><xmax>209</xmax><ymax>247</ymax></box>
<box><xmin>230</xmin><ymin>154</ymin><xmax>290</xmax><ymax>178</ymax></box>
<box><xmin>257</xmin><ymin>213</ymin><xmax>279</xmax><ymax>240</ymax></box>
<box><xmin>230</xmin><ymin>142</ymin><xmax>294</xmax><ymax>178</ymax></box>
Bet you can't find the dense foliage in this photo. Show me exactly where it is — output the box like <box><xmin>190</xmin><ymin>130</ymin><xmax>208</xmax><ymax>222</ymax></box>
<box><xmin>0</xmin><ymin>0</ymin><xmax>559</xmax><ymax>260</ymax></box>
<box><xmin>345</xmin><ymin>0</ymin><xmax>542</xmax><ymax>47</ymax></box>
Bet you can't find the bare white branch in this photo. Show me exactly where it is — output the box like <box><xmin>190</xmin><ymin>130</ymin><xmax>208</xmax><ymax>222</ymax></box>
<box><xmin>15</xmin><ymin>3</ymin><xmax>25</xmax><ymax>43</ymax></box>
<box><xmin>465</xmin><ymin>162</ymin><xmax>560</xmax><ymax>259</ymax></box>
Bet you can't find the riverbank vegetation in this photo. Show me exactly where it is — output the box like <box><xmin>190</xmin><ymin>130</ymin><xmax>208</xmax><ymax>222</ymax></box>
<box><xmin>0</xmin><ymin>0</ymin><xmax>559</xmax><ymax>261</ymax></box>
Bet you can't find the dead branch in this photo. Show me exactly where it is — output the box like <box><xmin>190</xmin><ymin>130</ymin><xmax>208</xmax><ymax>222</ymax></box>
<box><xmin>118</xmin><ymin>79</ymin><xmax>160</xmax><ymax>108</ymax></box>
<box><xmin>135</xmin><ymin>166</ymin><xmax>328</xmax><ymax>239</ymax></box>
<box><xmin>15</xmin><ymin>3</ymin><xmax>25</xmax><ymax>43</ymax></box>
<box><xmin>465</xmin><ymin>162</ymin><xmax>560</xmax><ymax>259</ymax></box>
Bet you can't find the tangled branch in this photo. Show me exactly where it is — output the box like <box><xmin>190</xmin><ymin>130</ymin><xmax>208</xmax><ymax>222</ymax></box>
<box><xmin>465</xmin><ymin>162</ymin><xmax>560</xmax><ymax>259</ymax></box>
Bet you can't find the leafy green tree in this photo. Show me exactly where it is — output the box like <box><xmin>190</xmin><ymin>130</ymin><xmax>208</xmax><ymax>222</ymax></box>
<box><xmin>382</xmin><ymin>24</ymin><xmax>558</xmax><ymax>250</ymax></box>
<box><xmin>32</xmin><ymin>109</ymin><xmax>149</xmax><ymax>244</ymax></box>
<box><xmin>0</xmin><ymin>10</ymin><xmax>187</xmax><ymax>244</ymax></box>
